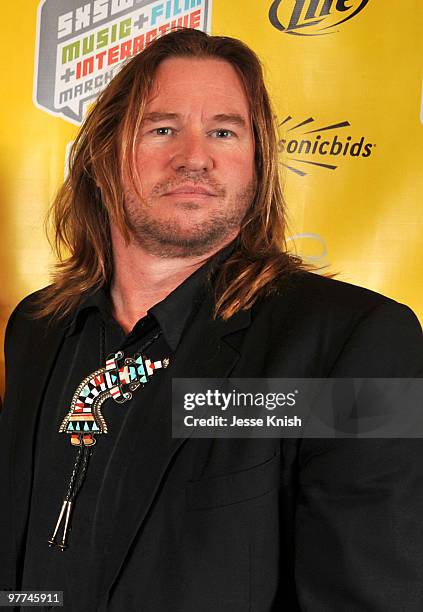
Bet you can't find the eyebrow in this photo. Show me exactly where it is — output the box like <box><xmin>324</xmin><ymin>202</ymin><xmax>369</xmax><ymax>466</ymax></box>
<box><xmin>141</xmin><ymin>111</ymin><xmax>248</xmax><ymax>128</ymax></box>
<box><xmin>212</xmin><ymin>113</ymin><xmax>248</xmax><ymax>128</ymax></box>
<box><xmin>141</xmin><ymin>112</ymin><xmax>180</xmax><ymax>124</ymax></box>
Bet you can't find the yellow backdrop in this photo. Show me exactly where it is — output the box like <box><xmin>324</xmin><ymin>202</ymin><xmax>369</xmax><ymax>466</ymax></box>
<box><xmin>1</xmin><ymin>0</ymin><xmax>422</xmax><ymax>393</ymax></box>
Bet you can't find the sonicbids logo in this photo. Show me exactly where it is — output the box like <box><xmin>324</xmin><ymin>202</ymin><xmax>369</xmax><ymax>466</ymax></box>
<box><xmin>278</xmin><ymin>116</ymin><xmax>375</xmax><ymax>176</ymax></box>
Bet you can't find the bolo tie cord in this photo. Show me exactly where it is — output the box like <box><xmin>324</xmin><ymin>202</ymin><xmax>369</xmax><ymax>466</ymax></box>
<box><xmin>48</xmin><ymin>322</ymin><xmax>163</xmax><ymax>550</ymax></box>
<box><xmin>48</xmin><ymin>445</ymin><xmax>92</xmax><ymax>550</ymax></box>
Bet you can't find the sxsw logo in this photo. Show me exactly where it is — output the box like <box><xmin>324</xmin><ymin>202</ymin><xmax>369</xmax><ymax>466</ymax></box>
<box><xmin>34</xmin><ymin>0</ymin><xmax>211</xmax><ymax>125</ymax></box>
<box><xmin>269</xmin><ymin>0</ymin><xmax>369</xmax><ymax>35</ymax></box>
<box><xmin>278</xmin><ymin>116</ymin><xmax>375</xmax><ymax>176</ymax></box>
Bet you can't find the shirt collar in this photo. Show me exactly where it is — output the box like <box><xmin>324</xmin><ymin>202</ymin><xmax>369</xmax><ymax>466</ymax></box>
<box><xmin>66</xmin><ymin>241</ymin><xmax>235</xmax><ymax>351</ymax></box>
<box><xmin>148</xmin><ymin>263</ymin><xmax>208</xmax><ymax>351</ymax></box>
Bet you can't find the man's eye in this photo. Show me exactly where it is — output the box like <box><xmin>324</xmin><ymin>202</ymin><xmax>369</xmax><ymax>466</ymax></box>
<box><xmin>211</xmin><ymin>129</ymin><xmax>234</xmax><ymax>139</ymax></box>
<box><xmin>153</xmin><ymin>127</ymin><xmax>174</xmax><ymax>136</ymax></box>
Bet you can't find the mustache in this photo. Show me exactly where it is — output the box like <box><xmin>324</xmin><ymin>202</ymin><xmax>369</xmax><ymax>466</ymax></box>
<box><xmin>151</xmin><ymin>174</ymin><xmax>226</xmax><ymax>198</ymax></box>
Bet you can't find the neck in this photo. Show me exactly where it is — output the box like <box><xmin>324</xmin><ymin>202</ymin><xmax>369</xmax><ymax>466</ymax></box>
<box><xmin>109</xmin><ymin>229</ymin><xmax>232</xmax><ymax>334</ymax></box>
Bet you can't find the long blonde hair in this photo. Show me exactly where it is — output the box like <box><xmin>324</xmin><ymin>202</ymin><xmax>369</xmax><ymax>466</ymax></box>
<box><xmin>38</xmin><ymin>28</ymin><xmax>308</xmax><ymax>320</ymax></box>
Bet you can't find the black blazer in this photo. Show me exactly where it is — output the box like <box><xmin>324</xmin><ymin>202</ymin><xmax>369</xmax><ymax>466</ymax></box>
<box><xmin>1</xmin><ymin>271</ymin><xmax>423</xmax><ymax>611</ymax></box>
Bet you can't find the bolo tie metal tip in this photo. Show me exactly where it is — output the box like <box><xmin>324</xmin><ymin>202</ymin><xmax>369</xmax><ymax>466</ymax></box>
<box><xmin>48</xmin><ymin>500</ymin><xmax>72</xmax><ymax>550</ymax></box>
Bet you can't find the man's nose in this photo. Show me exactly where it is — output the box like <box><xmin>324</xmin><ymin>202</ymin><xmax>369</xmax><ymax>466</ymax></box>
<box><xmin>170</xmin><ymin>132</ymin><xmax>214</xmax><ymax>172</ymax></box>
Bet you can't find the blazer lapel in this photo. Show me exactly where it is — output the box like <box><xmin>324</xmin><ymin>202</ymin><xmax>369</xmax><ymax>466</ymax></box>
<box><xmin>14</xmin><ymin>321</ymin><xmax>66</xmax><ymax>516</ymax></box>
<box><xmin>94</xmin><ymin>298</ymin><xmax>251</xmax><ymax>607</ymax></box>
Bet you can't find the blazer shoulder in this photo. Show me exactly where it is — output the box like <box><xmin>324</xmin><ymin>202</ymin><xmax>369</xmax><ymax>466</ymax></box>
<box><xmin>4</xmin><ymin>286</ymin><xmax>62</xmax><ymax>354</ymax></box>
<box><xmin>250</xmin><ymin>271</ymin><xmax>422</xmax><ymax>376</ymax></box>
<box><xmin>274</xmin><ymin>271</ymin><xmax>420</xmax><ymax>328</ymax></box>
<box><xmin>10</xmin><ymin>286</ymin><xmax>52</xmax><ymax>318</ymax></box>
<box><xmin>5</xmin><ymin>286</ymin><xmax>49</xmax><ymax>335</ymax></box>
<box><xmin>285</xmin><ymin>271</ymin><xmax>391</xmax><ymax>308</ymax></box>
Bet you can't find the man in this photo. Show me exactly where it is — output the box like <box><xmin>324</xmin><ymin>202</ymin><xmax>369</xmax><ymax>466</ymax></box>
<box><xmin>1</xmin><ymin>28</ymin><xmax>422</xmax><ymax>612</ymax></box>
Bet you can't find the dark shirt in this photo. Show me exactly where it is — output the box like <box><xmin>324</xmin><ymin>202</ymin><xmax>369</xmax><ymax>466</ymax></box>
<box><xmin>20</xmin><ymin>264</ymin><xmax>209</xmax><ymax>608</ymax></box>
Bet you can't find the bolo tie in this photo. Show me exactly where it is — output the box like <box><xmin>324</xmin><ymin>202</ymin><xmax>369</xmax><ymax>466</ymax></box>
<box><xmin>48</xmin><ymin>327</ymin><xmax>169</xmax><ymax>550</ymax></box>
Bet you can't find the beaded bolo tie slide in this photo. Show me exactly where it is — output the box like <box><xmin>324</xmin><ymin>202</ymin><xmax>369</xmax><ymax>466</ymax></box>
<box><xmin>48</xmin><ymin>331</ymin><xmax>169</xmax><ymax>550</ymax></box>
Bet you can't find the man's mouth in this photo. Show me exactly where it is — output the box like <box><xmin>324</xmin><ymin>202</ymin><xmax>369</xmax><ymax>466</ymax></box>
<box><xmin>163</xmin><ymin>185</ymin><xmax>217</xmax><ymax>196</ymax></box>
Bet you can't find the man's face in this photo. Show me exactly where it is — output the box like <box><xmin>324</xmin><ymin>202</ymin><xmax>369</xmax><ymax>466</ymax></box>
<box><xmin>122</xmin><ymin>57</ymin><xmax>256</xmax><ymax>257</ymax></box>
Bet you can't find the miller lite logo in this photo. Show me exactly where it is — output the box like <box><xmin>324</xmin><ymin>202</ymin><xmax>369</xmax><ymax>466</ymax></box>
<box><xmin>269</xmin><ymin>0</ymin><xmax>369</xmax><ymax>36</ymax></box>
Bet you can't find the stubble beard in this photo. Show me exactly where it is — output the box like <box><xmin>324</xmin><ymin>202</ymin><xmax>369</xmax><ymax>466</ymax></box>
<box><xmin>124</xmin><ymin>176</ymin><xmax>256</xmax><ymax>258</ymax></box>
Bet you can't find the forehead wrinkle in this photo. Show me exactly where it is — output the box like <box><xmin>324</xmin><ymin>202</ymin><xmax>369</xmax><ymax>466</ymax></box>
<box><xmin>148</xmin><ymin>74</ymin><xmax>249</xmax><ymax>108</ymax></box>
<box><xmin>143</xmin><ymin>59</ymin><xmax>252</xmax><ymax>130</ymax></box>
